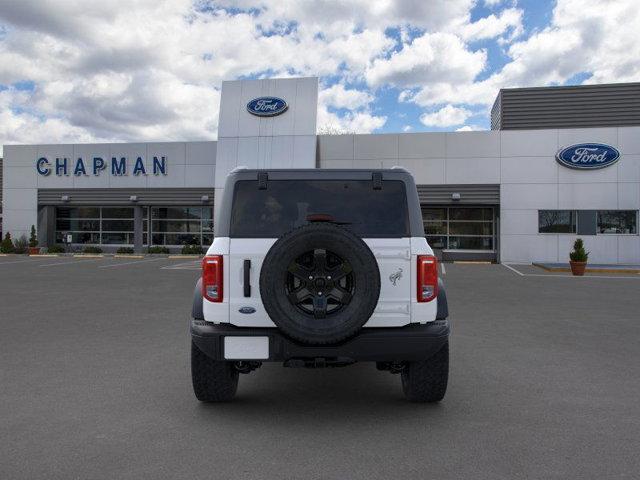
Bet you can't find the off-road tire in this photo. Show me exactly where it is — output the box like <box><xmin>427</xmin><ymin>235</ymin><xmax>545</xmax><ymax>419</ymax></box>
<box><xmin>191</xmin><ymin>341</ymin><xmax>239</xmax><ymax>402</ymax></box>
<box><xmin>401</xmin><ymin>340</ymin><xmax>449</xmax><ymax>403</ymax></box>
<box><xmin>260</xmin><ymin>222</ymin><xmax>380</xmax><ymax>345</ymax></box>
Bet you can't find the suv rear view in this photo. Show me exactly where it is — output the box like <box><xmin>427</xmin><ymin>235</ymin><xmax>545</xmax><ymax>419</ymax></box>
<box><xmin>191</xmin><ymin>168</ymin><xmax>450</xmax><ymax>402</ymax></box>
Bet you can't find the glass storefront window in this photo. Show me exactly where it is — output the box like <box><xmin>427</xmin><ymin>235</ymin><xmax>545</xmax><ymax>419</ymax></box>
<box><xmin>426</xmin><ymin>235</ymin><xmax>447</xmax><ymax>249</ymax></box>
<box><xmin>55</xmin><ymin>206</ymin><xmax>135</xmax><ymax>245</ymax></box>
<box><xmin>597</xmin><ymin>210</ymin><xmax>638</xmax><ymax>234</ymax></box>
<box><xmin>422</xmin><ymin>207</ymin><xmax>495</xmax><ymax>251</ymax></box>
<box><xmin>56</xmin><ymin>207</ymin><xmax>100</xmax><ymax>219</ymax></box>
<box><xmin>55</xmin><ymin>231</ymin><xmax>100</xmax><ymax>244</ymax></box>
<box><xmin>149</xmin><ymin>206</ymin><xmax>214</xmax><ymax>246</ymax></box>
<box><xmin>449</xmin><ymin>236</ymin><xmax>493</xmax><ymax>250</ymax></box>
<box><xmin>102</xmin><ymin>232</ymin><xmax>134</xmax><ymax>244</ymax></box>
<box><xmin>449</xmin><ymin>208</ymin><xmax>493</xmax><ymax>221</ymax></box>
<box><xmin>424</xmin><ymin>221</ymin><xmax>446</xmax><ymax>235</ymax></box>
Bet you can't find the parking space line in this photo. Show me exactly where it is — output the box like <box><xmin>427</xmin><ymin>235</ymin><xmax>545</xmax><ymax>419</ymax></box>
<box><xmin>440</xmin><ymin>263</ymin><xmax>446</xmax><ymax>275</ymax></box>
<box><xmin>161</xmin><ymin>260</ymin><xmax>201</xmax><ymax>270</ymax></box>
<box><xmin>98</xmin><ymin>257</ymin><xmax>165</xmax><ymax>269</ymax></box>
<box><xmin>39</xmin><ymin>258</ymin><xmax>103</xmax><ymax>267</ymax></box>
<box><xmin>502</xmin><ymin>263</ymin><xmax>525</xmax><ymax>276</ymax></box>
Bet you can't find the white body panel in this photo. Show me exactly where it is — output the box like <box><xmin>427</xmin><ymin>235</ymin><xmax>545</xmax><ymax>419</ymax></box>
<box><xmin>203</xmin><ymin>236</ymin><xmax>437</xmax><ymax>328</ymax></box>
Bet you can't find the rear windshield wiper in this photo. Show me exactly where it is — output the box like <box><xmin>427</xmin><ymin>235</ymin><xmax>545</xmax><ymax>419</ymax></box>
<box><xmin>306</xmin><ymin>214</ymin><xmax>352</xmax><ymax>225</ymax></box>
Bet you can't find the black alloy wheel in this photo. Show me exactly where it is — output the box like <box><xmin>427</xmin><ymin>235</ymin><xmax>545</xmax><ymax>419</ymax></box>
<box><xmin>285</xmin><ymin>248</ymin><xmax>355</xmax><ymax>319</ymax></box>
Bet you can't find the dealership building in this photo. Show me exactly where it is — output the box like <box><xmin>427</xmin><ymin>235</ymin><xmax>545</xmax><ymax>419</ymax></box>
<box><xmin>1</xmin><ymin>78</ymin><xmax>639</xmax><ymax>263</ymax></box>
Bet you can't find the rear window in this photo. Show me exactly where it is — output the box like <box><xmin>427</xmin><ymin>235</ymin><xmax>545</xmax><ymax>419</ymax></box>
<box><xmin>230</xmin><ymin>180</ymin><xmax>409</xmax><ymax>238</ymax></box>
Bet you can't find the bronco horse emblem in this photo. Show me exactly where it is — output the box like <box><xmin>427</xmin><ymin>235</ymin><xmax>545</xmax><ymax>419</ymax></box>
<box><xmin>389</xmin><ymin>268</ymin><xmax>403</xmax><ymax>286</ymax></box>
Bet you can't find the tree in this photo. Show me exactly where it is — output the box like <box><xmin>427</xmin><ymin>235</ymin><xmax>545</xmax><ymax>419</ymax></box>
<box><xmin>317</xmin><ymin>123</ymin><xmax>355</xmax><ymax>135</ymax></box>
<box><xmin>29</xmin><ymin>225</ymin><xmax>38</xmax><ymax>248</ymax></box>
<box><xmin>1</xmin><ymin>232</ymin><xmax>15</xmax><ymax>253</ymax></box>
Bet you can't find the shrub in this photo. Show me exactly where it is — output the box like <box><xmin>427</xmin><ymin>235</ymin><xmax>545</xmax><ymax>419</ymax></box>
<box><xmin>14</xmin><ymin>235</ymin><xmax>29</xmax><ymax>254</ymax></box>
<box><xmin>181</xmin><ymin>243</ymin><xmax>204</xmax><ymax>255</ymax></box>
<box><xmin>569</xmin><ymin>238</ymin><xmax>589</xmax><ymax>262</ymax></box>
<box><xmin>0</xmin><ymin>233</ymin><xmax>15</xmax><ymax>253</ymax></box>
<box><xmin>148</xmin><ymin>246</ymin><xmax>170</xmax><ymax>254</ymax></box>
<box><xmin>29</xmin><ymin>225</ymin><xmax>38</xmax><ymax>248</ymax></box>
<box><xmin>116</xmin><ymin>247</ymin><xmax>135</xmax><ymax>254</ymax></box>
<box><xmin>47</xmin><ymin>245</ymin><xmax>66</xmax><ymax>254</ymax></box>
<box><xmin>83</xmin><ymin>246</ymin><xmax>103</xmax><ymax>254</ymax></box>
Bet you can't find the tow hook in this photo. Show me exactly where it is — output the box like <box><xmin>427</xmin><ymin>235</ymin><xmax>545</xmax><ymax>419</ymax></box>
<box><xmin>234</xmin><ymin>361</ymin><xmax>262</xmax><ymax>374</ymax></box>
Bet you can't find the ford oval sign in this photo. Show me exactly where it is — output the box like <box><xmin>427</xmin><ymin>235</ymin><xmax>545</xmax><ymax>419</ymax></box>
<box><xmin>556</xmin><ymin>143</ymin><xmax>620</xmax><ymax>170</ymax></box>
<box><xmin>247</xmin><ymin>97</ymin><xmax>288</xmax><ymax>117</ymax></box>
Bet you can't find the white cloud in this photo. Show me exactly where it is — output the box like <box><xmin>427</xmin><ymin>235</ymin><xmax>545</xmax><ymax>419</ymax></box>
<box><xmin>402</xmin><ymin>125</ymin><xmax>413</xmax><ymax>132</ymax></box>
<box><xmin>420</xmin><ymin>105</ymin><xmax>472</xmax><ymax>127</ymax></box>
<box><xmin>456</xmin><ymin>125</ymin><xmax>484</xmax><ymax>131</ymax></box>
<box><xmin>403</xmin><ymin>0</ymin><xmax>640</xmax><ymax>111</ymax></box>
<box><xmin>366</xmin><ymin>32</ymin><xmax>486</xmax><ymax>88</ymax></box>
<box><xmin>458</xmin><ymin>7</ymin><xmax>523</xmax><ymax>42</ymax></box>
<box><xmin>317</xmin><ymin>105</ymin><xmax>386</xmax><ymax>134</ymax></box>
<box><xmin>484</xmin><ymin>0</ymin><xmax>506</xmax><ymax>7</ymax></box>
<box><xmin>319</xmin><ymin>84</ymin><xmax>373</xmax><ymax>110</ymax></box>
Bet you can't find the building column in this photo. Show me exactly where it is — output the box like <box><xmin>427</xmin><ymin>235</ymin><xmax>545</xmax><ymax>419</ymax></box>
<box><xmin>133</xmin><ymin>206</ymin><xmax>144</xmax><ymax>253</ymax></box>
<box><xmin>37</xmin><ymin>206</ymin><xmax>56</xmax><ymax>247</ymax></box>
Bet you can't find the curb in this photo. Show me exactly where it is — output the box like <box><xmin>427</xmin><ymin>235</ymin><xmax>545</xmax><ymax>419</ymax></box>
<box><xmin>453</xmin><ymin>260</ymin><xmax>492</xmax><ymax>265</ymax></box>
<box><xmin>168</xmin><ymin>255</ymin><xmax>202</xmax><ymax>259</ymax></box>
<box><xmin>533</xmin><ymin>263</ymin><xmax>640</xmax><ymax>275</ymax></box>
<box><xmin>114</xmin><ymin>254</ymin><xmax>145</xmax><ymax>259</ymax></box>
<box><xmin>72</xmin><ymin>254</ymin><xmax>104</xmax><ymax>258</ymax></box>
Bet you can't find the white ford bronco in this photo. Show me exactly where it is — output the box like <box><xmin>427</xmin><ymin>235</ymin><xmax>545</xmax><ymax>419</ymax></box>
<box><xmin>190</xmin><ymin>168</ymin><xmax>450</xmax><ymax>402</ymax></box>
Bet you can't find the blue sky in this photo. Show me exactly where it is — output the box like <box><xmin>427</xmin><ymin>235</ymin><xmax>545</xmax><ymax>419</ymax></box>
<box><xmin>0</xmin><ymin>0</ymin><xmax>638</xmax><ymax>151</ymax></box>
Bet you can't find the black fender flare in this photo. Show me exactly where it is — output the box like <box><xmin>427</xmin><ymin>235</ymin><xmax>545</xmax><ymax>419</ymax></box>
<box><xmin>192</xmin><ymin>277</ymin><xmax>204</xmax><ymax>320</ymax></box>
<box><xmin>436</xmin><ymin>278</ymin><xmax>448</xmax><ymax>320</ymax></box>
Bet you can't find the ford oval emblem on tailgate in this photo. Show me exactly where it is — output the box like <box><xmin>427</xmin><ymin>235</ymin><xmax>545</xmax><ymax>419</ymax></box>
<box><xmin>239</xmin><ymin>306</ymin><xmax>256</xmax><ymax>314</ymax></box>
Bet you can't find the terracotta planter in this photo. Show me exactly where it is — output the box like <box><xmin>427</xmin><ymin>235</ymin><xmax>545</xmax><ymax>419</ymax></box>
<box><xmin>569</xmin><ymin>261</ymin><xmax>587</xmax><ymax>276</ymax></box>
<box><xmin>28</xmin><ymin>247</ymin><xmax>40</xmax><ymax>255</ymax></box>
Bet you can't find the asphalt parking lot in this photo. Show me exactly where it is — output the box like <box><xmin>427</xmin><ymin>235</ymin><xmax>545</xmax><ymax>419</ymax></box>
<box><xmin>1</xmin><ymin>256</ymin><xmax>639</xmax><ymax>479</ymax></box>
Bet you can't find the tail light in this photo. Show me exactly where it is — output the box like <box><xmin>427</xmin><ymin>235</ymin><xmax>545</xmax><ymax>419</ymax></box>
<box><xmin>417</xmin><ymin>255</ymin><xmax>438</xmax><ymax>302</ymax></box>
<box><xmin>202</xmin><ymin>255</ymin><xmax>223</xmax><ymax>302</ymax></box>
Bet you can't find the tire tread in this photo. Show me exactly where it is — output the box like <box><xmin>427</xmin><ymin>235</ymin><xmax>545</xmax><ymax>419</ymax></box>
<box><xmin>401</xmin><ymin>341</ymin><xmax>449</xmax><ymax>403</ymax></box>
<box><xmin>191</xmin><ymin>341</ymin><xmax>239</xmax><ymax>402</ymax></box>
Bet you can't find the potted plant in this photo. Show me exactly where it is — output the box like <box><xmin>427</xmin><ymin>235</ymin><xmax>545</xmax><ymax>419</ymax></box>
<box><xmin>28</xmin><ymin>225</ymin><xmax>40</xmax><ymax>254</ymax></box>
<box><xmin>13</xmin><ymin>235</ymin><xmax>29</xmax><ymax>254</ymax></box>
<box><xmin>569</xmin><ymin>238</ymin><xmax>589</xmax><ymax>276</ymax></box>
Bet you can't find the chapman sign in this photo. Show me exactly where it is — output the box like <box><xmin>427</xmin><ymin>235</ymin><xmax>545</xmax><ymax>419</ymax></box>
<box><xmin>36</xmin><ymin>156</ymin><xmax>168</xmax><ymax>177</ymax></box>
<box><xmin>246</xmin><ymin>97</ymin><xmax>288</xmax><ymax>117</ymax></box>
<box><xmin>556</xmin><ymin>143</ymin><xmax>620</xmax><ymax>170</ymax></box>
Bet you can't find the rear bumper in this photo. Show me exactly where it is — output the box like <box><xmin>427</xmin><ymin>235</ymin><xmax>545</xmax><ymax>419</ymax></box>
<box><xmin>191</xmin><ymin>320</ymin><xmax>450</xmax><ymax>363</ymax></box>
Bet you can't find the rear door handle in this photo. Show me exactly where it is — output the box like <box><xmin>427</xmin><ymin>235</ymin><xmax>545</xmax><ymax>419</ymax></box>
<box><xmin>243</xmin><ymin>259</ymin><xmax>251</xmax><ymax>297</ymax></box>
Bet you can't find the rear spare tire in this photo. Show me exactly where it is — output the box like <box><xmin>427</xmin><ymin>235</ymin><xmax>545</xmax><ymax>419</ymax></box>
<box><xmin>260</xmin><ymin>223</ymin><xmax>380</xmax><ymax>345</ymax></box>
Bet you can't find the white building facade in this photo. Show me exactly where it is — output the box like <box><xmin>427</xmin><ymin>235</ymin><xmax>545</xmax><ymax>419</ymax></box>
<box><xmin>2</xmin><ymin>77</ymin><xmax>639</xmax><ymax>264</ymax></box>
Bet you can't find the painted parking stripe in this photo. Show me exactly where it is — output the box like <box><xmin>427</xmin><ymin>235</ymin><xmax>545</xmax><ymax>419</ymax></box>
<box><xmin>161</xmin><ymin>260</ymin><xmax>201</xmax><ymax>270</ymax></box>
<box><xmin>98</xmin><ymin>257</ymin><xmax>165</xmax><ymax>269</ymax></box>
<box><xmin>39</xmin><ymin>258</ymin><xmax>103</xmax><ymax>267</ymax></box>
<box><xmin>502</xmin><ymin>263</ymin><xmax>524</xmax><ymax>276</ymax></box>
